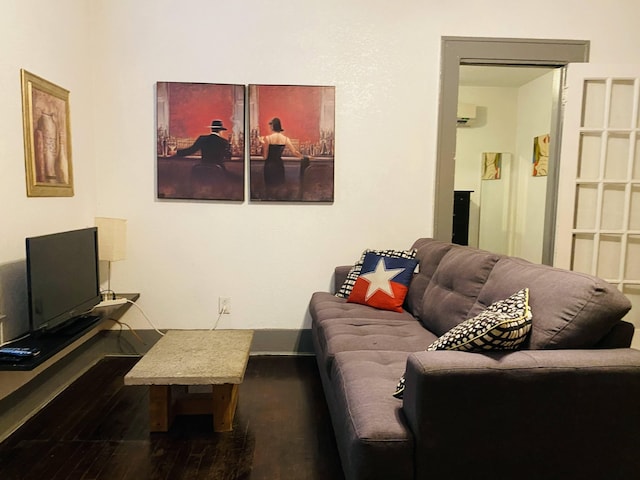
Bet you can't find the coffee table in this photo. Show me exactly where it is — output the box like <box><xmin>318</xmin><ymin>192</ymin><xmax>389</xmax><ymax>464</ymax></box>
<box><xmin>124</xmin><ymin>329</ymin><xmax>253</xmax><ymax>432</ymax></box>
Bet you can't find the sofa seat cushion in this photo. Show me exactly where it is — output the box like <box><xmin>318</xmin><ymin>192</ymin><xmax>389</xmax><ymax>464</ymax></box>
<box><xmin>310</xmin><ymin>291</ymin><xmax>415</xmax><ymax>324</ymax></box>
<box><xmin>317</xmin><ymin>317</ymin><xmax>438</xmax><ymax>361</ymax></box>
<box><xmin>393</xmin><ymin>288</ymin><xmax>532</xmax><ymax>398</ymax></box>
<box><xmin>330</xmin><ymin>350</ymin><xmax>414</xmax><ymax>480</ymax></box>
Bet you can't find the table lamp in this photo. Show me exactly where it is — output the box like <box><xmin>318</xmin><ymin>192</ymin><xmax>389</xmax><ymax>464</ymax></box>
<box><xmin>95</xmin><ymin>217</ymin><xmax>127</xmax><ymax>300</ymax></box>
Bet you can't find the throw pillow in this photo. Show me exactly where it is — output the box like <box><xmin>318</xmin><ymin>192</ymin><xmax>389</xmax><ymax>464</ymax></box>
<box><xmin>427</xmin><ymin>288</ymin><xmax>532</xmax><ymax>351</ymax></box>
<box><xmin>393</xmin><ymin>288</ymin><xmax>532</xmax><ymax>399</ymax></box>
<box><xmin>335</xmin><ymin>248</ymin><xmax>417</xmax><ymax>298</ymax></box>
<box><xmin>347</xmin><ymin>253</ymin><xmax>418</xmax><ymax>312</ymax></box>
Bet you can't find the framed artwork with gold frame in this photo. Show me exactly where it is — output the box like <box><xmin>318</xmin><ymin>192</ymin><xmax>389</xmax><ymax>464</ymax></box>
<box><xmin>21</xmin><ymin>69</ymin><xmax>74</xmax><ymax>197</ymax></box>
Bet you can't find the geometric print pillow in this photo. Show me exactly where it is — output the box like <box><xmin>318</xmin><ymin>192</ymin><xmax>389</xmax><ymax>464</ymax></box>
<box><xmin>393</xmin><ymin>288</ymin><xmax>532</xmax><ymax>399</ymax></box>
<box><xmin>427</xmin><ymin>288</ymin><xmax>532</xmax><ymax>352</ymax></box>
<box><xmin>335</xmin><ymin>248</ymin><xmax>417</xmax><ymax>298</ymax></box>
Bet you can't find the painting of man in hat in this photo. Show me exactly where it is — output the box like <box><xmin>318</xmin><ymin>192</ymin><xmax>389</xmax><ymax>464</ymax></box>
<box><xmin>174</xmin><ymin>119</ymin><xmax>231</xmax><ymax>169</ymax></box>
<box><xmin>156</xmin><ymin>82</ymin><xmax>245</xmax><ymax>201</ymax></box>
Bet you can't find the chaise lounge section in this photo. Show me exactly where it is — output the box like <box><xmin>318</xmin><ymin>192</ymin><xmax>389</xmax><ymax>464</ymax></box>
<box><xmin>310</xmin><ymin>238</ymin><xmax>640</xmax><ymax>480</ymax></box>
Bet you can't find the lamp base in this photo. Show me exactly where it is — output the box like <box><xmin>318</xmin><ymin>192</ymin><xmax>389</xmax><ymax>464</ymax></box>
<box><xmin>101</xmin><ymin>290</ymin><xmax>117</xmax><ymax>301</ymax></box>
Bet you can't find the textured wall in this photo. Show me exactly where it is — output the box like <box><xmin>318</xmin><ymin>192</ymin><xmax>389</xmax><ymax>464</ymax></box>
<box><xmin>2</xmin><ymin>0</ymin><xmax>640</xmax><ymax>333</ymax></box>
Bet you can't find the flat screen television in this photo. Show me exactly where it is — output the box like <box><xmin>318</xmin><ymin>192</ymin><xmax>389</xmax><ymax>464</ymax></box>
<box><xmin>26</xmin><ymin>227</ymin><xmax>101</xmax><ymax>334</ymax></box>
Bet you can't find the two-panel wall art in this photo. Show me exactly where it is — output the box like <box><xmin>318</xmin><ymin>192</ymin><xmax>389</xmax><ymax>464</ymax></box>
<box><xmin>156</xmin><ymin>83</ymin><xmax>335</xmax><ymax>202</ymax></box>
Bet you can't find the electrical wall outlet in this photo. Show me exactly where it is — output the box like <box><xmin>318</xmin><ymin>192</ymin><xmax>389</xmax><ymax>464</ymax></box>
<box><xmin>218</xmin><ymin>297</ymin><xmax>231</xmax><ymax>314</ymax></box>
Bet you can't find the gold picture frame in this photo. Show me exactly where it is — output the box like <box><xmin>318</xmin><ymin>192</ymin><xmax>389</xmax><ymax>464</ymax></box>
<box><xmin>21</xmin><ymin>69</ymin><xmax>74</xmax><ymax>197</ymax></box>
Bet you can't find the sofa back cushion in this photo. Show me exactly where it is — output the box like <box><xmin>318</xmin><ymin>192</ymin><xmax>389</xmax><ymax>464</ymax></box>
<box><xmin>417</xmin><ymin>247</ymin><xmax>500</xmax><ymax>336</ymax></box>
<box><xmin>405</xmin><ymin>238</ymin><xmax>631</xmax><ymax>349</ymax></box>
<box><xmin>405</xmin><ymin>239</ymin><xmax>455</xmax><ymax>318</ymax></box>
<box><xmin>469</xmin><ymin>257</ymin><xmax>632</xmax><ymax>349</ymax></box>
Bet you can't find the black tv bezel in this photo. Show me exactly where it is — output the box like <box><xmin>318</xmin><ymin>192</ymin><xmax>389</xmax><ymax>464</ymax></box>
<box><xmin>25</xmin><ymin>227</ymin><xmax>101</xmax><ymax>334</ymax></box>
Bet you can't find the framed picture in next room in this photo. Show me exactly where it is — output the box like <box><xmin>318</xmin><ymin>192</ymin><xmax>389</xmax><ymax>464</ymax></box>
<box><xmin>156</xmin><ymin>82</ymin><xmax>245</xmax><ymax>201</ymax></box>
<box><xmin>481</xmin><ymin>152</ymin><xmax>502</xmax><ymax>180</ymax></box>
<box><xmin>249</xmin><ymin>84</ymin><xmax>335</xmax><ymax>202</ymax></box>
<box><xmin>21</xmin><ymin>69</ymin><xmax>74</xmax><ymax>197</ymax></box>
<box><xmin>533</xmin><ymin>133</ymin><xmax>550</xmax><ymax>177</ymax></box>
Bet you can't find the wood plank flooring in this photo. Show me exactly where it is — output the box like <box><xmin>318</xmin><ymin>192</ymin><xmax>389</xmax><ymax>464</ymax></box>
<box><xmin>0</xmin><ymin>356</ymin><xmax>345</xmax><ymax>480</ymax></box>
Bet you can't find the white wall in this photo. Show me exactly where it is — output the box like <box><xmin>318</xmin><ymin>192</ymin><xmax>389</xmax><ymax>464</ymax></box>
<box><xmin>0</xmin><ymin>0</ymin><xmax>97</xmax><ymax>339</ymax></box>
<box><xmin>88</xmin><ymin>0</ymin><xmax>433</xmax><ymax>332</ymax></box>
<box><xmin>456</xmin><ymin>87</ymin><xmax>518</xmax><ymax>249</ymax></box>
<box><xmin>0</xmin><ymin>1</ymin><xmax>97</xmax><ymax>249</ymax></box>
<box><xmin>2</xmin><ymin>0</ymin><xmax>640</xmax><ymax>334</ymax></box>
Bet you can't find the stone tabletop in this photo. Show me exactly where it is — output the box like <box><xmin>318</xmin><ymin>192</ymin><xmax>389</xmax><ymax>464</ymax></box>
<box><xmin>124</xmin><ymin>329</ymin><xmax>254</xmax><ymax>386</ymax></box>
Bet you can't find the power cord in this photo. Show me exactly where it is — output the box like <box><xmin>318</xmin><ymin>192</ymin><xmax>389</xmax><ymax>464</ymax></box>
<box><xmin>121</xmin><ymin>299</ymin><xmax>165</xmax><ymax>337</ymax></box>
<box><xmin>107</xmin><ymin>318</ymin><xmax>145</xmax><ymax>344</ymax></box>
<box><xmin>0</xmin><ymin>332</ymin><xmax>31</xmax><ymax>348</ymax></box>
<box><xmin>111</xmin><ymin>301</ymin><xmax>223</xmax><ymax>332</ymax></box>
<box><xmin>1</xmin><ymin>299</ymin><xmax>163</xmax><ymax>348</ymax></box>
<box><xmin>210</xmin><ymin>310</ymin><xmax>224</xmax><ymax>331</ymax></box>
<box><xmin>93</xmin><ymin>298</ymin><xmax>165</xmax><ymax>337</ymax></box>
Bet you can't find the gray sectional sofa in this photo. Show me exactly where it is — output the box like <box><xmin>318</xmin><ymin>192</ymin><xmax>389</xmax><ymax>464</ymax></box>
<box><xmin>310</xmin><ymin>238</ymin><xmax>640</xmax><ymax>480</ymax></box>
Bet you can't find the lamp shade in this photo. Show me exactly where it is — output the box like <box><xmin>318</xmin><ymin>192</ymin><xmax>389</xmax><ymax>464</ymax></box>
<box><xmin>95</xmin><ymin>217</ymin><xmax>127</xmax><ymax>262</ymax></box>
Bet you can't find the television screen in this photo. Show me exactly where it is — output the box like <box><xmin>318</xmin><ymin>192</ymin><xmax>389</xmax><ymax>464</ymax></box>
<box><xmin>26</xmin><ymin>227</ymin><xmax>101</xmax><ymax>333</ymax></box>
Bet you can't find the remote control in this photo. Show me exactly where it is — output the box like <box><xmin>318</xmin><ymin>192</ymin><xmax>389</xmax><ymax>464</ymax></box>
<box><xmin>0</xmin><ymin>347</ymin><xmax>40</xmax><ymax>357</ymax></box>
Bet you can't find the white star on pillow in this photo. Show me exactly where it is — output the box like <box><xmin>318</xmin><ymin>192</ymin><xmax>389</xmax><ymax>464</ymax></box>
<box><xmin>360</xmin><ymin>258</ymin><xmax>405</xmax><ymax>300</ymax></box>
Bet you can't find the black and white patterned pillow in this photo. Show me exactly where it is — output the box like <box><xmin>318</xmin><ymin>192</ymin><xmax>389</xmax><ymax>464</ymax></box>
<box><xmin>393</xmin><ymin>288</ymin><xmax>532</xmax><ymax>399</ymax></box>
<box><xmin>427</xmin><ymin>288</ymin><xmax>532</xmax><ymax>351</ymax></box>
<box><xmin>336</xmin><ymin>248</ymin><xmax>417</xmax><ymax>298</ymax></box>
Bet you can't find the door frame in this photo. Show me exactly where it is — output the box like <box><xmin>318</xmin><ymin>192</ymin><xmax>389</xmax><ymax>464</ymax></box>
<box><xmin>434</xmin><ymin>36</ymin><xmax>590</xmax><ymax>264</ymax></box>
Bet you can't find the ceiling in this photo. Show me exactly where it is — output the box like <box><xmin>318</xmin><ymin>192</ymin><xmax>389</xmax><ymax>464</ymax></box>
<box><xmin>459</xmin><ymin>65</ymin><xmax>556</xmax><ymax>87</ymax></box>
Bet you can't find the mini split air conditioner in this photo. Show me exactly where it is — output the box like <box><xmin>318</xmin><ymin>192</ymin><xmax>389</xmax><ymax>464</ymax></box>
<box><xmin>457</xmin><ymin>103</ymin><xmax>477</xmax><ymax>126</ymax></box>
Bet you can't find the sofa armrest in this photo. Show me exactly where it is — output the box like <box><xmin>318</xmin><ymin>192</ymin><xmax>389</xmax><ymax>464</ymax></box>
<box><xmin>594</xmin><ymin>320</ymin><xmax>635</xmax><ymax>348</ymax></box>
<box><xmin>333</xmin><ymin>265</ymin><xmax>352</xmax><ymax>294</ymax></box>
<box><xmin>402</xmin><ymin>349</ymin><xmax>640</xmax><ymax>479</ymax></box>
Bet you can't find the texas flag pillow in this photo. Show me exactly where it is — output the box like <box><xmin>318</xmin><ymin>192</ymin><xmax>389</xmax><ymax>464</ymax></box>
<box><xmin>347</xmin><ymin>252</ymin><xmax>418</xmax><ymax>312</ymax></box>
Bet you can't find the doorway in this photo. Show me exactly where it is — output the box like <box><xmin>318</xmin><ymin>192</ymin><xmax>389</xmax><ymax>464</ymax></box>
<box><xmin>456</xmin><ymin>65</ymin><xmax>556</xmax><ymax>262</ymax></box>
<box><xmin>433</xmin><ymin>37</ymin><xmax>590</xmax><ymax>264</ymax></box>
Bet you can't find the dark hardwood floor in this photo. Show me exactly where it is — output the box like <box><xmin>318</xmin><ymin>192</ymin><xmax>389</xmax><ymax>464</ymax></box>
<box><xmin>0</xmin><ymin>356</ymin><xmax>345</xmax><ymax>480</ymax></box>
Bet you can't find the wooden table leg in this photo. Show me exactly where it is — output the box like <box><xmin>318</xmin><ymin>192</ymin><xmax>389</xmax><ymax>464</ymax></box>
<box><xmin>211</xmin><ymin>384</ymin><xmax>238</xmax><ymax>432</ymax></box>
<box><xmin>149</xmin><ymin>385</ymin><xmax>173</xmax><ymax>432</ymax></box>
